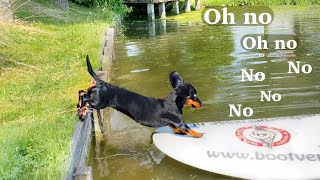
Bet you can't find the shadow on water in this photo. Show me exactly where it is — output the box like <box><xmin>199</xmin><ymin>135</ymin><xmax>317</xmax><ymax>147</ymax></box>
<box><xmin>89</xmin><ymin>7</ymin><xmax>320</xmax><ymax>179</ymax></box>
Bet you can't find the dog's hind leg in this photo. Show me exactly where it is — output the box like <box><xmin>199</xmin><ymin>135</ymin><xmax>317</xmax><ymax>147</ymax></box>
<box><xmin>77</xmin><ymin>90</ymin><xmax>90</xmax><ymax>121</ymax></box>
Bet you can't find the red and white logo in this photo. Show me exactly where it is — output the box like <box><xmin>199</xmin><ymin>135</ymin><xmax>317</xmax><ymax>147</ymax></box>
<box><xmin>235</xmin><ymin>126</ymin><xmax>291</xmax><ymax>148</ymax></box>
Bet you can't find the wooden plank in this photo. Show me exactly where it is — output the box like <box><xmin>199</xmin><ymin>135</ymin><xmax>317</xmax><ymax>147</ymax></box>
<box><xmin>99</xmin><ymin>27</ymin><xmax>116</xmax><ymax>137</ymax></box>
<box><xmin>65</xmin><ymin>112</ymin><xmax>93</xmax><ymax>180</ymax></box>
<box><xmin>66</xmin><ymin>23</ymin><xmax>119</xmax><ymax>180</ymax></box>
<box><xmin>91</xmin><ymin>25</ymin><xmax>118</xmax><ymax>178</ymax></box>
<box><xmin>101</xmin><ymin>28</ymin><xmax>115</xmax><ymax>79</ymax></box>
<box><xmin>74</xmin><ymin>166</ymin><xmax>93</xmax><ymax>180</ymax></box>
<box><xmin>77</xmin><ymin>114</ymin><xmax>93</xmax><ymax>167</ymax></box>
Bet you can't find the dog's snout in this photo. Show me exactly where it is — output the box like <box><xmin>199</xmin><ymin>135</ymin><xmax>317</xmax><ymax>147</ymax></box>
<box><xmin>185</xmin><ymin>96</ymin><xmax>203</xmax><ymax>109</ymax></box>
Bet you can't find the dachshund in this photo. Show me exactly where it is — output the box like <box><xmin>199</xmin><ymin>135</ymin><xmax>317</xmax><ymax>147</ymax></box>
<box><xmin>77</xmin><ymin>55</ymin><xmax>203</xmax><ymax>138</ymax></box>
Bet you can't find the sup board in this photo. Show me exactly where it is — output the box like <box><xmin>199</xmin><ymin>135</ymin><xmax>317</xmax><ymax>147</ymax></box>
<box><xmin>153</xmin><ymin>114</ymin><xmax>320</xmax><ymax>179</ymax></box>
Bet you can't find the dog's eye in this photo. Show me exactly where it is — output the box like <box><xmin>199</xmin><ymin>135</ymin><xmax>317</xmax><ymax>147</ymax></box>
<box><xmin>194</xmin><ymin>94</ymin><xmax>197</xmax><ymax>98</ymax></box>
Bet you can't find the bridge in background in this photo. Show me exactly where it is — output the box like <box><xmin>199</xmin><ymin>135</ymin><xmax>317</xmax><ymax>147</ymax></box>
<box><xmin>124</xmin><ymin>0</ymin><xmax>201</xmax><ymax>21</ymax></box>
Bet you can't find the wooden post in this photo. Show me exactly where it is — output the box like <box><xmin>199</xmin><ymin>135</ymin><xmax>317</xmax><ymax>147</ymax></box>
<box><xmin>147</xmin><ymin>3</ymin><xmax>155</xmax><ymax>21</ymax></box>
<box><xmin>100</xmin><ymin>27</ymin><xmax>115</xmax><ymax>139</ymax></box>
<box><xmin>101</xmin><ymin>28</ymin><xmax>115</xmax><ymax>79</ymax></box>
<box><xmin>91</xmin><ymin>26</ymin><xmax>117</xmax><ymax>179</ymax></box>
<box><xmin>195</xmin><ymin>0</ymin><xmax>200</xmax><ymax>10</ymax></box>
<box><xmin>173</xmin><ymin>1</ymin><xmax>179</xmax><ymax>15</ymax></box>
<box><xmin>158</xmin><ymin>2</ymin><xmax>166</xmax><ymax>19</ymax></box>
<box><xmin>66</xmin><ymin>112</ymin><xmax>94</xmax><ymax>180</ymax></box>
<box><xmin>74</xmin><ymin>167</ymin><xmax>93</xmax><ymax>180</ymax></box>
<box><xmin>66</xmin><ymin>25</ymin><xmax>117</xmax><ymax>180</ymax></box>
<box><xmin>185</xmin><ymin>0</ymin><xmax>191</xmax><ymax>13</ymax></box>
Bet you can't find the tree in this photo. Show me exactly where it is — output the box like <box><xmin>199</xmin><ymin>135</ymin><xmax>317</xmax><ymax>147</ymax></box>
<box><xmin>0</xmin><ymin>0</ymin><xmax>13</xmax><ymax>21</ymax></box>
<box><xmin>185</xmin><ymin>0</ymin><xmax>191</xmax><ymax>12</ymax></box>
<box><xmin>50</xmin><ymin>0</ymin><xmax>69</xmax><ymax>9</ymax></box>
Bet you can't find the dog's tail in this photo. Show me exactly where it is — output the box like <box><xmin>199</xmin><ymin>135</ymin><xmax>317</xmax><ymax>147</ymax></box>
<box><xmin>86</xmin><ymin>55</ymin><xmax>102</xmax><ymax>82</ymax></box>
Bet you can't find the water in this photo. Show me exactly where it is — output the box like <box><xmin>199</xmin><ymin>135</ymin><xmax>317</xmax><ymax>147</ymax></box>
<box><xmin>88</xmin><ymin>7</ymin><xmax>320</xmax><ymax>179</ymax></box>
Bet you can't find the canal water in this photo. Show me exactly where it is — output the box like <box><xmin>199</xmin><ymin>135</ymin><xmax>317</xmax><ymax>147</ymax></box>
<box><xmin>88</xmin><ymin>7</ymin><xmax>320</xmax><ymax>179</ymax></box>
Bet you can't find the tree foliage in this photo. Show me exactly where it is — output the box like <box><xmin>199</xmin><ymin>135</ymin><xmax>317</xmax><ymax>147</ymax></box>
<box><xmin>71</xmin><ymin>0</ymin><xmax>131</xmax><ymax>15</ymax></box>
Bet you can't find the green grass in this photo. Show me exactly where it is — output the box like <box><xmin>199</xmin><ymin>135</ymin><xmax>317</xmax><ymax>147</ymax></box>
<box><xmin>167</xmin><ymin>0</ymin><xmax>319</xmax><ymax>21</ymax></box>
<box><xmin>168</xmin><ymin>3</ymin><xmax>320</xmax><ymax>22</ymax></box>
<box><xmin>13</xmin><ymin>0</ymin><xmax>114</xmax><ymax>24</ymax></box>
<box><xmin>167</xmin><ymin>10</ymin><xmax>203</xmax><ymax>22</ymax></box>
<box><xmin>0</xmin><ymin>0</ymin><xmax>110</xmax><ymax>178</ymax></box>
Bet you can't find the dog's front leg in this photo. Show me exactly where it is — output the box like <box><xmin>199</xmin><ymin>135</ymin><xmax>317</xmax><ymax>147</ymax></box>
<box><xmin>170</xmin><ymin>122</ymin><xmax>204</xmax><ymax>138</ymax></box>
<box><xmin>158</xmin><ymin>118</ymin><xmax>203</xmax><ymax>138</ymax></box>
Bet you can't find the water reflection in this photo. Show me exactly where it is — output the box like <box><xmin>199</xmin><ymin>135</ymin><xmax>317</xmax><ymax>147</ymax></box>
<box><xmin>160</xmin><ymin>20</ymin><xmax>167</xmax><ymax>34</ymax></box>
<box><xmin>148</xmin><ymin>21</ymin><xmax>156</xmax><ymax>37</ymax></box>
<box><xmin>89</xmin><ymin>7</ymin><xmax>320</xmax><ymax>180</ymax></box>
<box><xmin>125</xmin><ymin>42</ymin><xmax>142</xmax><ymax>57</ymax></box>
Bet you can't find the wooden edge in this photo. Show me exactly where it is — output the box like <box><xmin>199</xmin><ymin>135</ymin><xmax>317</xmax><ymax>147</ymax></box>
<box><xmin>66</xmin><ymin>23</ymin><xmax>118</xmax><ymax>180</ymax></box>
<box><xmin>74</xmin><ymin>166</ymin><xmax>93</xmax><ymax>180</ymax></box>
<box><xmin>65</xmin><ymin>112</ymin><xmax>94</xmax><ymax>180</ymax></box>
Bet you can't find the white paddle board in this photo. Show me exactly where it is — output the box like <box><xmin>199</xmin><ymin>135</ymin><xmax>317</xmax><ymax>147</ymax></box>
<box><xmin>153</xmin><ymin>114</ymin><xmax>320</xmax><ymax>179</ymax></box>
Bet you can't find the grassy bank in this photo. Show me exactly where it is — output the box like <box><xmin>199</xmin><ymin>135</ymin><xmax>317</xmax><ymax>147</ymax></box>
<box><xmin>0</xmin><ymin>0</ymin><xmax>110</xmax><ymax>178</ymax></box>
<box><xmin>168</xmin><ymin>4</ymin><xmax>320</xmax><ymax>22</ymax></box>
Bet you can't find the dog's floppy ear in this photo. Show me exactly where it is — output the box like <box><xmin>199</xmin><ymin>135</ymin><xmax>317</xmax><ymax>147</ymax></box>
<box><xmin>169</xmin><ymin>71</ymin><xmax>184</xmax><ymax>88</ymax></box>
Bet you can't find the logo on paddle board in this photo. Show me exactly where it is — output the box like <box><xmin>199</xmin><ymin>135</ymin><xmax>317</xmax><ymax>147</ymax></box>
<box><xmin>235</xmin><ymin>126</ymin><xmax>290</xmax><ymax>148</ymax></box>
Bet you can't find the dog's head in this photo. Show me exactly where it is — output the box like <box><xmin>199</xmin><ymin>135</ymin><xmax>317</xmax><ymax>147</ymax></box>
<box><xmin>169</xmin><ymin>71</ymin><xmax>203</xmax><ymax>109</ymax></box>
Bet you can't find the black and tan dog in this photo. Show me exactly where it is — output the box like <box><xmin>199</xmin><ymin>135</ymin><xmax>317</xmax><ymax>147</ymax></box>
<box><xmin>78</xmin><ymin>55</ymin><xmax>203</xmax><ymax>138</ymax></box>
